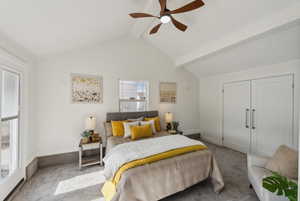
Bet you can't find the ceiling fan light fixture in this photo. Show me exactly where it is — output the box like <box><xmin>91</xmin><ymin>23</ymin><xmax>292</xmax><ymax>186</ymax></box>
<box><xmin>160</xmin><ymin>15</ymin><xmax>171</xmax><ymax>24</ymax></box>
<box><xmin>129</xmin><ymin>0</ymin><xmax>205</xmax><ymax>34</ymax></box>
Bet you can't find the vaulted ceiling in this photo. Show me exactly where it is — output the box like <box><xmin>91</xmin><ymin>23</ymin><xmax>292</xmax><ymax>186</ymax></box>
<box><xmin>143</xmin><ymin>0</ymin><xmax>296</xmax><ymax>54</ymax></box>
<box><xmin>185</xmin><ymin>21</ymin><xmax>300</xmax><ymax>77</ymax></box>
<box><xmin>139</xmin><ymin>0</ymin><xmax>300</xmax><ymax>66</ymax></box>
<box><xmin>0</xmin><ymin>0</ymin><xmax>144</xmax><ymax>57</ymax></box>
<box><xmin>0</xmin><ymin>0</ymin><xmax>299</xmax><ymax>67</ymax></box>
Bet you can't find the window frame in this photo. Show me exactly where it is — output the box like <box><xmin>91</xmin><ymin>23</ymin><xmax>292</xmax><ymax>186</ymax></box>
<box><xmin>0</xmin><ymin>68</ymin><xmax>21</xmax><ymax>180</ymax></box>
<box><xmin>118</xmin><ymin>80</ymin><xmax>150</xmax><ymax>112</ymax></box>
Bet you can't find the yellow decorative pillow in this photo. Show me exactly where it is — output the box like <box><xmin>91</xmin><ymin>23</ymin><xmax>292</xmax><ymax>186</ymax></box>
<box><xmin>145</xmin><ymin>117</ymin><xmax>161</xmax><ymax>132</ymax></box>
<box><xmin>111</xmin><ymin>121</ymin><xmax>126</xmax><ymax>137</ymax></box>
<box><xmin>130</xmin><ymin>124</ymin><xmax>153</xmax><ymax>140</ymax></box>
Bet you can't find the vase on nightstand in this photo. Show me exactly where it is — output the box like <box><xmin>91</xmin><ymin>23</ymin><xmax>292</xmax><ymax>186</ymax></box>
<box><xmin>81</xmin><ymin>137</ymin><xmax>89</xmax><ymax>144</ymax></box>
<box><xmin>91</xmin><ymin>133</ymin><xmax>100</xmax><ymax>142</ymax></box>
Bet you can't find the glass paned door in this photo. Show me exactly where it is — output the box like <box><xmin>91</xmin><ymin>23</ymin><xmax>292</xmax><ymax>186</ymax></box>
<box><xmin>0</xmin><ymin>69</ymin><xmax>21</xmax><ymax>200</ymax></box>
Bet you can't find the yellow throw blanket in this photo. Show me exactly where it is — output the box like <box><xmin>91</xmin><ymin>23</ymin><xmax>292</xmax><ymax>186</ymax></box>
<box><xmin>101</xmin><ymin>144</ymin><xmax>207</xmax><ymax>201</ymax></box>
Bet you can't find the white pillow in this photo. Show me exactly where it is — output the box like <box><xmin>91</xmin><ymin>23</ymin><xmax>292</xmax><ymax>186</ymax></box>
<box><xmin>140</xmin><ymin>120</ymin><xmax>156</xmax><ymax>134</ymax></box>
<box><xmin>127</xmin><ymin>117</ymin><xmax>144</xmax><ymax>122</ymax></box>
<box><xmin>123</xmin><ymin>121</ymin><xmax>139</xmax><ymax>138</ymax></box>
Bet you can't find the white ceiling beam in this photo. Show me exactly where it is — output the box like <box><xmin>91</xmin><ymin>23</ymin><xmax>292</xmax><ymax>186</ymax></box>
<box><xmin>130</xmin><ymin>0</ymin><xmax>160</xmax><ymax>38</ymax></box>
<box><xmin>176</xmin><ymin>2</ymin><xmax>300</xmax><ymax>67</ymax></box>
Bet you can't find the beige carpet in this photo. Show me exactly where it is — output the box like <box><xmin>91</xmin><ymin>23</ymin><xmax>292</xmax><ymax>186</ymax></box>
<box><xmin>12</xmin><ymin>142</ymin><xmax>259</xmax><ymax>201</ymax></box>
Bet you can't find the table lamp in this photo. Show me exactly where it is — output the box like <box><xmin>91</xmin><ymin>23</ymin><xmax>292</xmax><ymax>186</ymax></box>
<box><xmin>85</xmin><ymin>116</ymin><xmax>96</xmax><ymax>134</ymax></box>
<box><xmin>165</xmin><ymin>112</ymin><xmax>173</xmax><ymax>131</ymax></box>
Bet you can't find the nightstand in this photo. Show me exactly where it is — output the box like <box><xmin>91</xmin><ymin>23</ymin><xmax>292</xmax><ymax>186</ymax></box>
<box><xmin>79</xmin><ymin>139</ymin><xmax>103</xmax><ymax>170</ymax></box>
<box><xmin>168</xmin><ymin>130</ymin><xmax>183</xmax><ymax>135</ymax></box>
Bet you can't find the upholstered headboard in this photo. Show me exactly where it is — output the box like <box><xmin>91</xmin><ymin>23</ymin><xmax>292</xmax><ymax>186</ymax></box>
<box><xmin>106</xmin><ymin>111</ymin><xmax>159</xmax><ymax>122</ymax></box>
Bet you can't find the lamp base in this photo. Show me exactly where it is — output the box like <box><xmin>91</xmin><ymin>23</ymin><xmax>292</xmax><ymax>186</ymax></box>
<box><xmin>88</xmin><ymin>130</ymin><xmax>94</xmax><ymax>141</ymax></box>
<box><xmin>166</xmin><ymin>123</ymin><xmax>172</xmax><ymax>131</ymax></box>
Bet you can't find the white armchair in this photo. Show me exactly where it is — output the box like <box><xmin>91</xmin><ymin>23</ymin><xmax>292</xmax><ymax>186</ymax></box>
<box><xmin>247</xmin><ymin>154</ymin><xmax>289</xmax><ymax>201</ymax></box>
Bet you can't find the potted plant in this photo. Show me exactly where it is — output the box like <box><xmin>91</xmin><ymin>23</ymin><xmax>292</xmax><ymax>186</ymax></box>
<box><xmin>263</xmin><ymin>172</ymin><xmax>298</xmax><ymax>201</ymax></box>
<box><xmin>172</xmin><ymin>121</ymin><xmax>179</xmax><ymax>131</ymax></box>
<box><xmin>81</xmin><ymin>131</ymin><xmax>92</xmax><ymax>144</ymax></box>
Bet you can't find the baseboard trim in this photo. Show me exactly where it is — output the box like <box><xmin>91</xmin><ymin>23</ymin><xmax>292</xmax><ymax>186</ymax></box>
<box><xmin>4</xmin><ymin>179</ymin><xmax>25</xmax><ymax>201</ymax></box>
<box><xmin>5</xmin><ymin>159</ymin><xmax>38</xmax><ymax>201</ymax></box>
<box><xmin>37</xmin><ymin>149</ymin><xmax>101</xmax><ymax>168</ymax></box>
<box><xmin>38</xmin><ymin>151</ymin><xmax>78</xmax><ymax>168</ymax></box>
<box><xmin>9</xmin><ymin>152</ymin><xmax>79</xmax><ymax>200</ymax></box>
<box><xmin>30</xmin><ymin>136</ymin><xmax>220</xmax><ymax>170</ymax></box>
<box><xmin>26</xmin><ymin>157</ymin><xmax>38</xmax><ymax>180</ymax></box>
<box><xmin>182</xmin><ymin>129</ymin><xmax>201</xmax><ymax>135</ymax></box>
<box><xmin>28</xmin><ymin>136</ymin><xmax>221</xmax><ymax>171</ymax></box>
<box><xmin>201</xmin><ymin>135</ymin><xmax>222</xmax><ymax>146</ymax></box>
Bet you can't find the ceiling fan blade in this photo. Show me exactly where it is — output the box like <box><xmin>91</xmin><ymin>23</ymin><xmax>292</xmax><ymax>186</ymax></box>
<box><xmin>129</xmin><ymin>13</ymin><xmax>157</xmax><ymax>18</ymax></box>
<box><xmin>150</xmin><ymin>23</ymin><xmax>162</xmax><ymax>34</ymax></box>
<box><xmin>159</xmin><ymin>0</ymin><xmax>167</xmax><ymax>12</ymax></box>
<box><xmin>171</xmin><ymin>17</ymin><xmax>187</xmax><ymax>32</ymax></box>
<box><xmin>166</xmin><ymin>0</ymin><xmax>204</xmax><ymax>15</ymax></box>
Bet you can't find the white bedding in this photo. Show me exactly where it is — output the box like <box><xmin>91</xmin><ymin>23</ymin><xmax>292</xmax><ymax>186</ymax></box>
<box><xmin>103</xmin><ymin>135</ymin><xmax>205</xmax><ymax>179</ymax></box>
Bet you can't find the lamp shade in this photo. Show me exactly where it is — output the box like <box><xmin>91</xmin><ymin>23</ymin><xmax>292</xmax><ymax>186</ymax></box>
<box><xmin>164</xmin><ymin>112</ymin><xmax>173</xmax><ymax>123</ymax></box>
<box><xmin>85</xmin><ymin>116</ymin><xmax>96</xmax><ymax>130</ymax></box>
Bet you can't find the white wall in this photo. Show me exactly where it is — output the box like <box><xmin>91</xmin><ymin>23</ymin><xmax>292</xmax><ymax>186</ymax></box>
<box><xmin>34</xmin><ymin>36</ymin><xmax>200</xmax><ymax>157</ymax></box>
<box><xmin>198</xmin><ymin>59</ymin><xmax>300</xmax><ymax>149</ymax></box>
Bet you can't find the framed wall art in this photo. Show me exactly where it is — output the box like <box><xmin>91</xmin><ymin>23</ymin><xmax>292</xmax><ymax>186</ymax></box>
<box><xmin>159</xmin><ymin>82</ymin><xmax>177</xmax><ymax>104</ymax></box>
<box><xmin>71</xmin><ymin>74</ymin><xmax>103</xmax><ymax>104</ymax></box>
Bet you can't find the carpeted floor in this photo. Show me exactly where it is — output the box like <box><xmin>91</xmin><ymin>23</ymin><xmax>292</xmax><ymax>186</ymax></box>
<box><xmin>12</xmin><ymin>142</ymin><xmax>259</xmax><ymax>201</ymax></box>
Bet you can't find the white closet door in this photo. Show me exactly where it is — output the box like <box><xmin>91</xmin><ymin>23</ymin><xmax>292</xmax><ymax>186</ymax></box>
<box><xmin>223</xmin><ymin>81</ymin><xmax>251</xmax><ymax>153</ymax></box>
<box><xmin>251</xmin><ymin>75</ymin><xmax>294</xmax><ymax>156</ymax></box>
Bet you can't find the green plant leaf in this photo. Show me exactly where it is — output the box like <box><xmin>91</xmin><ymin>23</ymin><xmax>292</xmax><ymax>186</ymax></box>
<box><xmin>262</xmin><ymin>172</ymin><xmax>298</xmax><ymax>201</ymax></box>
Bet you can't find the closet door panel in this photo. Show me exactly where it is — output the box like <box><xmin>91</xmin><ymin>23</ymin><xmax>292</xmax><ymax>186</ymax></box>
<box><xmin>223</xmin><ymin>81</ymin><xmax>251</xmax><ymax>153</ymax></box>
<box><xmin>251</xmin><ymin>75</ymin><xmax>294</xmax><ymax>156</ymax></box>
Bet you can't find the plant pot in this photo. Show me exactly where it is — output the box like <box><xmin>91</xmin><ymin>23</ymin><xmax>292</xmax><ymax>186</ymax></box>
<box><xmin>82</xmin><ymin>137</ymin><xmax>90</xmax><ymax>144</ymax></box>
<box><xmin>91</xmin><ymin>133</ymin><xmax>100</xmax><ymax>142</ymax></box>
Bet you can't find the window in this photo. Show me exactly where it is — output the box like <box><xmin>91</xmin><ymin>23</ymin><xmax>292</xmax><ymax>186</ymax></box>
<box><xmin>1</xmin><ymin>70</ymin><xmax>20</xmax><ymax>180</ymax></box>
<box><xmin>119</xmin><ymin>80</ymin><xmax>149</xmax><ymax>112</ymax></box>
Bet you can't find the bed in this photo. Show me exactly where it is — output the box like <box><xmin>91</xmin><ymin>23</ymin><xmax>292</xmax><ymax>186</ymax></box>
<box><xmin>101</xmin><ymin>111</ymin><xmax>224</xmax><ymax>201</ymax></box>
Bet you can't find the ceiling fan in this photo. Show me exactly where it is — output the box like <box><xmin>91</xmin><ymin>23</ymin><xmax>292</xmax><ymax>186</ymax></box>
<box><xmin>129</xmin><ymin>0</ymin><xmax>205</xmax><ymax>35</ymax></box>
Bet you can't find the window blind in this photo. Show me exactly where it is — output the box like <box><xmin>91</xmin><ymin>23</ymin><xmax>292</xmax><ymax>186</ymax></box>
<box><xmin>119</xmin><ymin>80</ymin><xmax>149</xmax><ymax>112</ymax></box>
